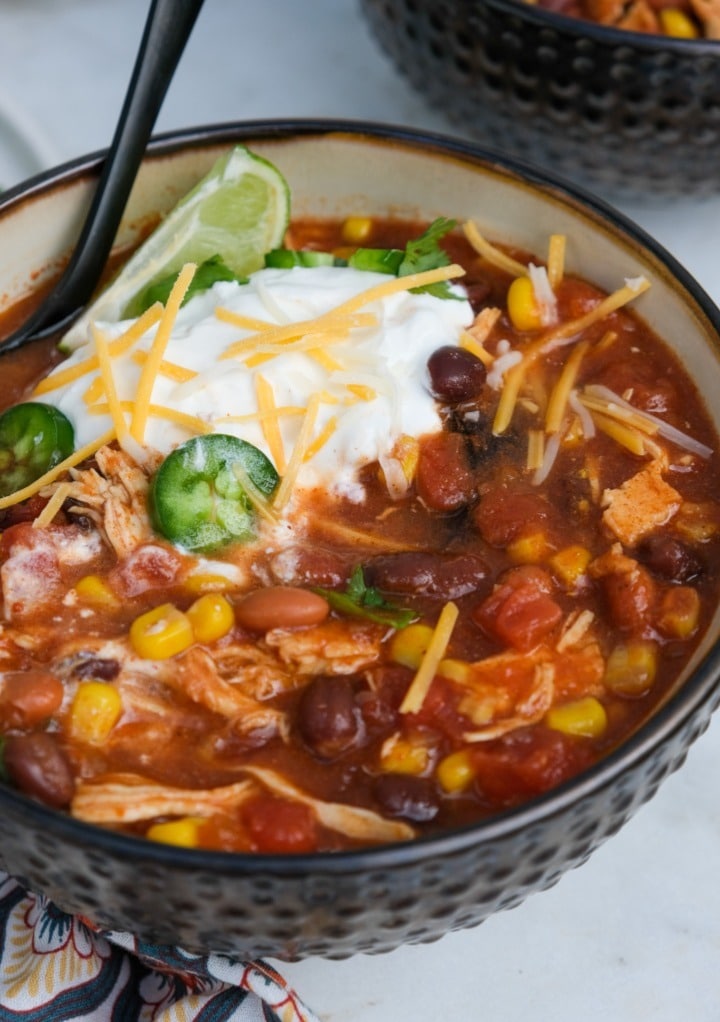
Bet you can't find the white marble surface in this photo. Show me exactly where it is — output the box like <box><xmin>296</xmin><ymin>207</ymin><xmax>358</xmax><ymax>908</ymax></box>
<box><xmin>0</xmin><ymin>1</ymin><xmax>719</xmax><ymax>1018</ymax></box>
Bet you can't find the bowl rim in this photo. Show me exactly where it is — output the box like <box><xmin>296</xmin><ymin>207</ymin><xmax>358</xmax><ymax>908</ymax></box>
<box><xmin>460</xmin><ymin>0</ymin><xmax>720</xmax><ymax>52</ymax></box>
<box><xmin>2</xmin><ymin>116</ymin><xmax>720</xmax><ymax>875</ymax></box>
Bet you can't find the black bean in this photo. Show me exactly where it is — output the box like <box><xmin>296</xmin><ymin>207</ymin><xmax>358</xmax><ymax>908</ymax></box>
<box><xmin>427</xmin><ymin>345</ymin><xmax>486</xmax><ymax>403</ymax></box>
<box><xmin>297</xmin><ymin>676</ymin><xmax>363</xmax><ymax>759</ymax></box>
<box><xmin>373</xmin><ymin>773</ymin><xmax>439</xmax><ymax>823</ymax></box>
<box><xmin>636</xmin><ymin>534</ymin><xmax>702</xmax><ymax>583</ymax></box>
<box><xmin>71</xmin><ymin>657</ymin><xmax>121</xmax><ymax>681</ymax></box>
<box><xmin>3</xmin><ymin>732</ymin><xmax>75</xmax><ymax>809</ymax></box>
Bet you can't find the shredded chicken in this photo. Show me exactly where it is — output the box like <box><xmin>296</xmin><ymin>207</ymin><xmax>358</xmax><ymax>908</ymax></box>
<box><xmin>461</xmin><ymin>659</ymin><xmax>556</xmax><ymax>742</ymax></box>
<box><xmin>62</xmin><ymin>444</ymin><xmax>155</xmax><ymax>558</ymax></box>
<box><xmin>72</xmin><ymin>773</ymin><xmax>257</xmax><ymax>823</ymax></box>
<box><xmin>265</xmin><ymin>619</ymin><xmax>384</xmax><ymax>675</ymax></box>
<box><xmin>602</xmin><ymin>460</ymin><xmax>681</xmax><ymax>547</ymax></box>
<box><xmin>240</xmin><ymin>765</ymin><xmax>415</xmax><ymax>843</ymax></box>
<box><xmin>170</xmin><ymin>646</ymin><xmax>287</xmax><ymax>737</ymax></box>
<box><xmin>690</xmin><ymin>0</ymin><xmax>720</xmax><ymax>35</ymax></box>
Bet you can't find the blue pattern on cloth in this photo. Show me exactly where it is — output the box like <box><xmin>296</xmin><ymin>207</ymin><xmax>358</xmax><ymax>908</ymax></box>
<box><xmin>0</xmin><ymin>873</ymin><xmax>320</xmax><ymax>1021</ymax></box>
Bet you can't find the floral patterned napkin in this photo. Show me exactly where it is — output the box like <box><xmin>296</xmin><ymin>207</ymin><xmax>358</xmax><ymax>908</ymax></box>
<box><xmin>0</xmin><ymin>872</ymin><xmax>319</xmax><ymax>1021</ymax></box>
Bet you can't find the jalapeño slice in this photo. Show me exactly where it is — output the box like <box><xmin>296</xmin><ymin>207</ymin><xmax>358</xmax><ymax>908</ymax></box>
<box><xmin>150</xmin><ymin>434</ymin><xmax>280</xmax><ymax>552</ymax></box>
<box><xmin>0</xmin><ymin>402</ymin><xmax>75</xmax><ymax>497</ymax></box>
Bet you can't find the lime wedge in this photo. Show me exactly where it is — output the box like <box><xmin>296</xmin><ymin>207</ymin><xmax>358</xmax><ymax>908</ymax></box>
<box><xmin>61</xmin><ymin>144</ymin><xmax>290</xmax><ymax>350</ymax></box>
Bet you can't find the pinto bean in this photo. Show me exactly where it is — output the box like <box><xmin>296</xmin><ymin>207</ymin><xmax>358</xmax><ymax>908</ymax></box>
<box><xmin>3</xmin><ymin>732</ymin><xmax>75</xmax><ymax>809</ymax></box>
<box><xmin>373</xmin><ymin>773</ymin><xmax>439</xmax><ymax>822</ymax></box>
<box><xmin>415</xmin><ymin>432</ymin><xmax>474</xmax><ymax>512</ymax></box>
<box><xmin>365</xmin><ymin>552</ymin><xmax>488</xmax><ymax>599</ymax></box>
<box><xmin>0</xmin><ymin>670</ymin><xmax>64</xmax><ymax>729</ymax></box>
<box><xmin>427</xmin><ymin>345</ymin><xmax>487</xmax><ymax>403</ymax></box>
<box><xmin>235</xmin><ymin>586</ymin><xmax>329</xmax><ymax>632</ymax></box>
<box><xmin>297</xmin><ymin>676</ymin><xmax>363</xmax><ymax>759</ymax></box>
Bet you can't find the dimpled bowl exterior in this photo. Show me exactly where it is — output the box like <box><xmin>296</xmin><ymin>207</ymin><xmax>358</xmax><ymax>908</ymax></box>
<box><xmin>360</xmin><ymin>0</ymin><xmax>720</xmax><ymax>197</ymax></box>
<box><xmin>1</xmin><ymin>121</ymin><xmax>720</xmax><ymax>961</ymax></box>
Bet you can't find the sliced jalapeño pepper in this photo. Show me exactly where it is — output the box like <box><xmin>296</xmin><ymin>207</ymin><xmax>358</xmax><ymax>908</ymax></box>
<box><xmin>150</xmin><ymin>434</ymin><xmax>280</xmax><ymax>552</ymax></box>
<box><xmin>264</xmin><ymin>248</ymin><xmax>340</xmax><ymax>269</ymax></box>
<box><xmin>0</xmin><ymin>402</ymin><xmax>75</xmax><ymax>497</ymax></box>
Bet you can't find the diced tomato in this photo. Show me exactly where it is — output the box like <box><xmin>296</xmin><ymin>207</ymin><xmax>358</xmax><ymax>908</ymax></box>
<box><xmin>109</xmin><ymin>543</ymin><xmax>190</xmax><ymax>598</ymax></box>
<box><xmin>471</xmin><ymin>728</ymin><xmax>594</xmax><ymax>808</ymax></box>
<box><xmin>473</xmin><ymin>567</ymin><xmax>563</xmax><ymax>651</ymax></box>
<box><xmin>242</xmin><ymin>795</ymin><xmax>318</xmax><ymax>854</ymax></box>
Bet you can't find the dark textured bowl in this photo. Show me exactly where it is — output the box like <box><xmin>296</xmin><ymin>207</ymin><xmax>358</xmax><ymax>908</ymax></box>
<box><xmin>1</xmin><ymin>120</ymin><xmax>720</xmax><ymax>961</ymax></box>
<box><xmin>360</xmin><ymin>0</ymin><xmax>720</xmax><ymax>198</ymax></box>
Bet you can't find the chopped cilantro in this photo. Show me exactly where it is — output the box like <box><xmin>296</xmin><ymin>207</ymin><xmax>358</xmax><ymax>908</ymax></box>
<box><xmin>315</xmin><ymin>566</ymin><xmax>417</xmax><ymax>630</ymax></box>
<box><xmin>136</xmin><ymin>255</ymin><xmax>248</xmax><ymax>313</ymax></box>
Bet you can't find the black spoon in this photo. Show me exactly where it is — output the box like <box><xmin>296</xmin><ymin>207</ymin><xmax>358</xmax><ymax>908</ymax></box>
<box><xmin>0</xmin><ymin>0</ymin><xmax>206</xmax><ymax>355</ymax></box>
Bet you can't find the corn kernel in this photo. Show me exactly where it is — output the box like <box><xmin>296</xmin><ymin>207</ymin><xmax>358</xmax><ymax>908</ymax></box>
<box><xmin>604</xmin><ymin>640</ymin><xmax>657</xmax><ymax>698</ymax></box>
<box><xmin>389</xmin><ymin>623</ymin><xmax>435</xmax><ymax>669</ymax></box>
<box><xmin>187</xmin><ymin>593</ymin><xmax>235</xmax><ymax>644</ymax></box>
<box><xmin>183</xmin><ymin>572</ymin><xmax>235</xmax><ymax>595</ymax></box>
<box><xmin>546</xmin><ymin>696</ymin><xmax>607</xmax><ymax>738</ymax></box>
<box><xmin>657</xmin><ymin>586</ymin><xmax>700</xmax><ymax>639</ymax></box>
<box><xmin>129</xmin><ymin>603</ymin><xmax>194</xmax><ymax>660</ymax></box>
<box><xmin>550</xmin><ymin>545</ymin><xmax>592</xmax><ymax>587</ymax></box>
<box><xmin>380</xmin><ymin>733</ymin><xmax>431</xmax><ymax>775</ymax></box>
<box><xmin>341</xmin><ymin>216</ymin><xmax>374</xmax><ymax>245</ymax></box>
<box><xmin>74</xmin><ymin>574</ymin><xmax>118</xmax><ymax>608</ymax></box>
<box><xmin>507</xmin><ymin>531</ymin><xmax>551</xmax><ymax>564</ymax></box>
<box><xmin>146</xmin><ymin>817</ymin><xmax>202</xmax><ymax>848</ymax></box>
<box><xmin>507</xmin><ymin>275</ymin><xmax>542</xmax><ymax>331</ymax></box>
<box><xmin>659</xmin><ymin>7</ymin><xmax>699</xmax><ymax>36</ymax></box>
<box><xmin>69</xmin><ymin>681</ymin><xmax>122</xmax><ymax>744</ymax></box>
<box><xmin>437</xmin><ymin>658</ymin><xmax>471</xmax><ymax>684</ymax></box>
<box><xmin>437</xmin><ymin>749</ymin><xmax>476</xmax><ymax>792</ymax></box>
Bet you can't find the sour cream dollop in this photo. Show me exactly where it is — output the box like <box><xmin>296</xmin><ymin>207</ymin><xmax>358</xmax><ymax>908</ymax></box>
<box><xmin>43</xmin><ymin>266</ymin><xmax>473</xmax><ymax>500</ymax></box>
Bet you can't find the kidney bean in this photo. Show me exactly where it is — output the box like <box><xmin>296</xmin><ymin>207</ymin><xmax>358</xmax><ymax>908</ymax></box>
<box><xmin>415</xmin><ymin>432</ymin><xmax>474</xmax><ymax>512</ymax></box>
<box><xmin>636</xmin><ymin>534</ymin><xmax>702</xmax><ymax>583</ymax></box>
<box><xmin>365</xmin><ymin>551</ymin><xmax>488</xmax><ymax>599</ymax></box>
<box><xmin>235</xmin><ymin>586</ymin><xmax>329</xmax><ymax>632</ymax></box>
<box><xmin>3</xmin><ymin>732</ymin><xmax>75</xmax><ymax>809</ymax></box>
<box><xmin>473</xmin><ymin>487</ymin><xmax>553</xmax><ymax>546</ymax></box>
<box><xmin>373</xmin><ymin>773</ymin><xmax>439</xmax><ymax>823</ymax></box>
<box><xmin>0</xmin><ymin>670</ymin><xmax>64</xmax><ymax>729</ymax></box>
<box><xmin>600</xmin><ymin>565</ymin><xmax>656</xmax><ymax>634</ymax></box>
<box><xmin>297</xmin><ymin>676</ymin><xmax>363</xmax><ymax>759</ymax></box>
<box><xmin>427</xmin><ymin>345</ymin><xmax>487</xmax><ymax>403</ymax></box>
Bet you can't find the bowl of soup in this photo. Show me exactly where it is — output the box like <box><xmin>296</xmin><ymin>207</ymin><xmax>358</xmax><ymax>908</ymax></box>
<box><xmin>359</xmin><ymin>0</ymin><xmax>720</xmax><ymax>198</ymax></box>
<box><xmin>0</xmin><ymin>120</ymin><xmax>719</xmax><ymax>960</ymax></box>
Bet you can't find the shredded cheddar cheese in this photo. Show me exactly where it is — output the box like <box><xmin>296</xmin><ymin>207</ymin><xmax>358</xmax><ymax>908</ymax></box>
<box><xmin>399</xmin><ymin>602</ymin><xmax>460</xmax><ymax>714</ymax></box>
<box><xmin>91</xmin><ymin>324</ymin><xmax>128</xmax><ymax>443</ymax></box>
<box><xmin>272</xmin><ymin>394</ymin><xmax>321</xmax><ymax>510</ymax></box>
<box><xmin>33</xmin><ymin>303</ymin><xmax>164</xmax><ymax>397</ymax></box>
<box><xmin>254</xmin><ymin>373</ymin><xmax>286</xmax><ymax>473</ymax></box>
<box><xmin>463</xmin><ymin>221</ymin><xmax>528</xmax><ymax>277</ymax></box>
<box><xmin>130</xmin><ymin>263</ymin><xmax>196</xmax><ymax>444</ymax></box>
<box><xmin>0</xmin><ymin>428</ymin><xmax>116</xmax><ymax>512</ymax></box>
<box><xmin>31</xmin><ymin>481</ymin><xmax>73</xmax><ymax>529</ymax></box>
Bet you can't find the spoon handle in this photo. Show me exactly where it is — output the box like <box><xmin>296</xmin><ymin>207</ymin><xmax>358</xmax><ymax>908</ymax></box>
<box><xmin>2</xmin><ymin>0</ymin><xmax>205</xmax><ymax>353</ymax></box>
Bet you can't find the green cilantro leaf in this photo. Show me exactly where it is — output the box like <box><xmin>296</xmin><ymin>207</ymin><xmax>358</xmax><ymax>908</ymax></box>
<box><xmin>316</xmin><ymin>565</ymin><xmax>417</xmax><ymax>630</ymax></box>
<box><xmin>398</xmin><ymin>217</ymin><xmax>462</xmax><ymax>300</ymax></box>
<box><xmin>136</xmin><ymin>255</ymin><xmax>248</xmax><ymax>314</ymax></box>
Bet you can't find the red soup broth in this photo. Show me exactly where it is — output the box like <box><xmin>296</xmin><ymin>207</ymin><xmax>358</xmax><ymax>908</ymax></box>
<box><xmin>0</xmin><ymin>214</ymin><xmax>718</xmax><ymax>854</ymax></box>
